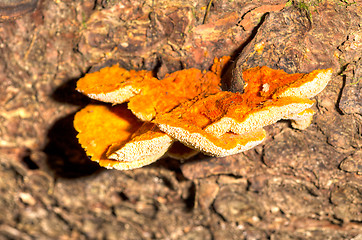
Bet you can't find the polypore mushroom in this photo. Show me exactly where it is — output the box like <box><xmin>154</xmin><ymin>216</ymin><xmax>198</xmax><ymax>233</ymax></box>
<box><xmin>74</xmin><ymin>57</ymin><xmax>230</xmax><ymax>169</ymax></box>
<box><xmin>204</xmin><ymin>67</ymin><xmax>332</xmax><ymax>136</ymax></box>
<box><xmin>154</xmin><ymin>67</ymin><xmax>331</xmax><ymax>156</ymax></box>
<box><xmin>154</xmin><ymin>93</ymin><xmax>313</xmax><ymax>156</ymax></box>
<box><xmin>74</xmin><ymin>57</ymin><xmax>332</xmax><ymax>169</ymax></box>
<box><xmin>74</xmin><ymin>104</ymin><xmax>173</xmax><ymax>170</ymax></box>
<box><xmin>76</xmin><ymin>57</ymin><xmax>229</xmax><ymax>121</ymax></box>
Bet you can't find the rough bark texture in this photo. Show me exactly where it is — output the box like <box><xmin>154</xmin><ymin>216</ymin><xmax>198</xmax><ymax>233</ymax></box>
<box><xmin>0</xmin><ymin>0</ymin><xmax>361</xmax><ymax>239</ymax></box>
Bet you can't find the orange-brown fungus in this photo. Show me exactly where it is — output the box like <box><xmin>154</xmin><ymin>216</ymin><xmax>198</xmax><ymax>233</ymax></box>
<box><xmin>76</xmin><ymin>66</ymin><xmax>153</xmax><ymax>95</ymax></box>
<box><xmin>155</xmin><ymin>67</ymin><xmax>331</xmax><ymax>155</ymax></box>
<box><xmin>76</xmin><ymin>57</ymin><xmax>230</xmax><ymax>121</ymax></box>
<box><xmin>155</xmin><ymin>67</ymin><xmax>329</xmax><ymax>132</ymax></box>
<box><xmin>74</xmin><ymin>104</ymin><xmax>172</xmax><ymax>170</ymax></box>
<box><xmin>74</xmin><ymin>104</ymin><xmax>141</xmax><ymax>161</ymax></box>
<box><xmin>127</xmin><ymin>67</ymin><xmax>222</xmax><ymax>121</ymax></box>
<box><xmin>107</xmin><ymin>122</ymin><xmax>173</xmax><ymax>162</ymax></box>
<box><xmin>75</xmin><ymin>56</ymin><xmax>332</xmax><ymax>168</ymax></box>
<box><xmin>155</xmin><ymin>94</ymin><xmax>313</xmax><ymax>155</ymax></box>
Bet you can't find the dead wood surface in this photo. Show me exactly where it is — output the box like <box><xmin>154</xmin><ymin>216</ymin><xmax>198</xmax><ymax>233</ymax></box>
<box><xmin>0</xmin><ymin>0</ymin><xmax>361</xmax><ymax>239</ymax></box>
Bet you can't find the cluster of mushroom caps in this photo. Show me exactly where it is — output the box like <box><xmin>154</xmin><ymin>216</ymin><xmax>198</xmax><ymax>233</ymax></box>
<box><xmin>74</xmin><ymin>56</ymin><xmax>332</xmax><ymax>170</ymax></box>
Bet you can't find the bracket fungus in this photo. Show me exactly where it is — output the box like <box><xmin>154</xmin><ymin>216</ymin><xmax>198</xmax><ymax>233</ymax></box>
<box><xmin>74</xmin><ymin>57</ymin><xmax>332</xmax><ymax>170</ymax></box>
<box><xmin>74</xmin><ymin>104</ymin><xmax>174</xmax><ymax>170</ymax></box>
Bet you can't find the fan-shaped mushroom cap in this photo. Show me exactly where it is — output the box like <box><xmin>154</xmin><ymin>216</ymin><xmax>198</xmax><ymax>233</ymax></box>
<box><xmin>155</xmin><ymin>93</ymin><xmax>312</xmax><ymax>155</ymax></box>
<box><xmin>74</xmin><ymin>104</ymin><xmax>172</xmax><ymax>170</ymax></box>
<box><xmin>275</xmin><ymin>68</ymin><xmax>333</xmax><ymax>99</ymax></box>
<box><xmin>205</xmin><ymin>96</ymin><xmax>315</xmax><ymax>136</ymax></box>
<box><xmin>204</xmin><ymin>67</ymin><xmax>332</xmax><ymax>136</ymax></box>
<box><xmin>76</xmin><ymin>66</ymin><xmax>152</xmax><ymax>104</ymax></box>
